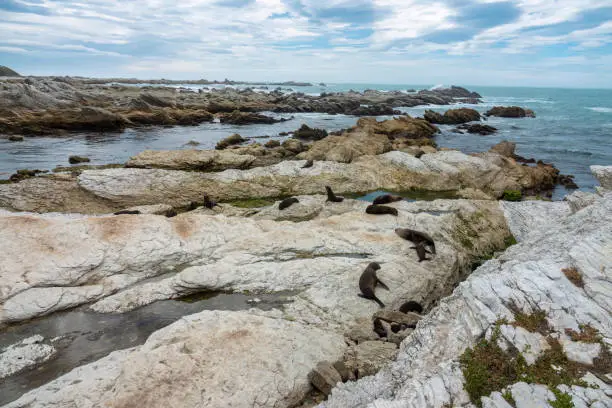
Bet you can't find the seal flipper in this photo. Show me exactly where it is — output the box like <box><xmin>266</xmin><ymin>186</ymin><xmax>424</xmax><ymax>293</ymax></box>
<box><xmin>376</xmin><ymin>279</ymin><xmax>390</xmax><ymax>291</ymax></box>
<box><xmin>358</xmin><ymin>293</ymin><xmax>386</xmax><ymax>308</ymax></box>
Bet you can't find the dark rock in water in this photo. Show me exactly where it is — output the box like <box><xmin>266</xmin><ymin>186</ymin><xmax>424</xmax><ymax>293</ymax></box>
<box><xmin>184</xmin><ymin>140</ymin><xmax>200</xmax><ymax>146</ymax></box>
<box><xmin>513</xmin><ymin>154</ymin><xmax>536</xmax><ymax>164</ymax></box>
<box><xmin>8</xmin><ymin>135</ymin><xmax>24</xmax><ymax>142</ymax></box>
<box><xmin>485</xmin><ymin>106</ymin><xmax>536</xmax><ymax>118</ymax></box>
<box><xmin>424</xmin><ymin>108</ymin><xmax>481</xmax><ymax>125</ymax></box>
<box><xmin>278</xmin><ymin>131</ymin><xmax>289</xmax><ymax>136</ymax></box>
<box><xmin>451</xmin><ymin>128</ymin><xmax>464</xmax><ymax>134</ymax></box>
<box><xmin>278</xmin><ymin>197</ymin><xmax>299</xmax><ymax>210</ymax></box>
<box><xmin>216</xmin><ymin>133</ymin><xmax>246</xmax><ymax>150</ymax></box>
<box><xmin>219</xmin><ymin>110</ymin><xmax>280</xmax><ymax>125</ymax></box>
<box><xmin>429</xmin><ymin>85</ymin><xmax>482</xmax><ymax>99</ymax></box>
<box><xmin>264</xmin><ymin>140</ymin><xmax>281</xmax><ymax>148</ymax></box>
<box><xmin>456</xmin><ymin>123</ymin><xmax>497</xmax><ymax>135</ymax></box>
<box><xmin>348</xmin><ymin>105</ymin><xmax>401</xmax><ymax>116</ymax></box>
<box><xmin>308</xmin><ymin>361</ymin><xmax>342</xmax><ymax>396</ymax></box>
<box><xmin>293</xmin><ymin>124</ymin><xmax>328</xmax><ymax>141</ymax></box>
<box><xmin>69</xmin><ymin>155</ymin><xmax>91</xmax><ymax>164</ymax></box>
<box><xmin>0</xmin><ymin>65</ymin><xmax>20</xmax><ymax>77</ymax></box>
<box><xmin>489</xmin><ymin>141</ymin><xmax>516</xmax><ymax>157</ymax></box>
<box><xmin>558</xmin><ymin>174</ymin><xmax>579</xmax><ymax>189</ymax></box>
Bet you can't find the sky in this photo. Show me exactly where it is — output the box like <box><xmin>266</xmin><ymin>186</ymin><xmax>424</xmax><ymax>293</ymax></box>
<box><xmin>0</xmin><ymin>0</ymin><xmax>611</xmax><ymax>87</ymax></box>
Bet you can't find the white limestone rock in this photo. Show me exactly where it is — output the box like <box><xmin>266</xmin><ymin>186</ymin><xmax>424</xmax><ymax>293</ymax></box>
<box><xmin>0</xmin><ymin>335</ymin><xmax>56</xmax><ymax>379</ymax></box>
<box><xmin>591</xmin><ymin>165</ymin><xmax>612</xmax><ymax>190</ymax></box>
<box><xmin>4</xmin><ymin>310</ymin><xmax>345</xmax><ymax>408</ymax></box>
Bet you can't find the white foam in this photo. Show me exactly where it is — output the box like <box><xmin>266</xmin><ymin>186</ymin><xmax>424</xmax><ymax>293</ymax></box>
<box><xmin>587</xmin><ymin>107</ymin><xmax>612</xmax><ymax>113</ymax></box>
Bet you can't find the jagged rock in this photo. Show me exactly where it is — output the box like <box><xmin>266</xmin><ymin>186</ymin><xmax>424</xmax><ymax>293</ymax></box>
<box><xmin>489</xmin><ymin>141</ymin><xmax>516</xmax><ymax>157</ymax></box>
<box><xmin>265</xmin><ymin>140</ymin><xmax>281</xmax><ymax>148</ymax></box>
<box><xmin>139</xmin><ymin>93</ymin><xmax>175</xmax><ymax>108</ymax></box>
<box><xmin>126</xmin><ymin>149</ymin><xmax>256</xmax><ymax>171</ymax></box>
<box><xmin>216</xmin><ymin>133</ymin><xmax>246</xmax><ymax>150</ymax></box>
<box><xmin>344</xmin><ymin>341</ymin><xmax>398</xmax><ymax>378</ymax></box>
<box><xmin>292</xmin><ymin>124</ymin><xmax>328</xmax><ymax>141</ymax></box>
<box><xmin>457</xmin><ymin>123</ymin><xmax>497</xmax><ymax>135</ymax></box>
<box><xmin>322</xmin><ymin>185</ymin><xmax>611</xmax><ymax>408</ymax></box>
<box><xmin>281</xmin><ymin>139</ymin><xmax>306</xmax><ymax>154</ymax></box>
<box><xmin>485</xmin><ymin>106</ymin><xmax>536</xmax><ymax>118</ymax></box>
<box><xmin>68</xmin><ymin>155</ymin><xmax>90</xmax><ymax>164</ymax></box>
<box><xmin>4</xmin><ymin>311</ymin><xmax>345</xmax><ymax>408</ymax></box>
<box><xmin>560</xmin><ymin>339</ymin><xmax>601</xmax><ymax>365</ymax></box>
<box><xmin>564</xmin><ymin>191</ymin><xmax>598</xmax><ymax>214</ymax></box>
<box><xmin>309</xmin><ymin>361</ymin><xmax>343</xmax><ymax>395</ymax></box>
<box><xmin>424</xmin><ymin>108</ymin><xmax>481</xmax><ymax>125</ymax></box>
<box><xmin>494</xmin><ymin>325</ymin><xmax>551</xmax><ymax>365</ymax></box>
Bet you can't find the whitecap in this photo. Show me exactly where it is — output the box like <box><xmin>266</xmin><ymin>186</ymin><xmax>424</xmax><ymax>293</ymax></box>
<box><xmin>429</xmin><ymin>84</ymin><xmax>446</xmax><ymax>90</ymax></box>
<box><xmin>587</xmin><ymin>107</ymin><xmax>612</xmax><ymax>113</ymax></box>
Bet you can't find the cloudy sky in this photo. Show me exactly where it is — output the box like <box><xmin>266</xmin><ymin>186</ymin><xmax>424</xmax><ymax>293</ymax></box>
<box><xmin>1</xmin><ymin>0</ymin><xmax>611</xmax><ymax>87</ymax></box>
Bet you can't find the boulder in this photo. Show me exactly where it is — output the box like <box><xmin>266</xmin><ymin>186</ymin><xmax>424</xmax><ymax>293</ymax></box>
<box><xmin>591</xmin><ymin>165</ymin><xmax>612</xmax><ymax>190</ymax></box>
<box><xmin>68</xmin><ymin>155</ymin><xmax>90</xmax><ymax>164</ymax></box>
<box><xmin>281</xmin><ymin>139</ymin><xmax>306</xmax><ymax>154</ymax></box>
<box><xmin>344</xmin><ymin>341</ymin><xmax>398</xmax><ymax>378</ymax></box>
<box><xmin>0</xmin><ymin>335</ymin><xmax>56</xmax><ymax>379</ymax></box>
<box><xmin>489</xmin><ymin>141</ymin><xmax>516</xmax><ymax>157</ymax></box>
<box><xmin>264</xmin><ymin>140</ymin><xmax>281</xmax><ymax>148</ymax></box>
<box><xmin>424</xmin><ymin>108</ymin><xmax>481</xmax><ymax>124</ymax></box>
<box><xmin>485</xmin><ymin>106</ymin><xmax>536</xmax><ymax>118</ymax></box>
<box><xmin>216</xmin><ymin>133</ymin><xmax>246</xmax><ymax>150</ymax></box>
<box><xmin>126</xmin><ymin>149</ymin><xmax>255</xmax><ymax>171</ymax></box>
<box><xmin>292</xmin><ymin>124</ymin><xmax>328</xmax><ymax>141</ymax></box>
<box><xmin>456</xmin><ymin>123</ymin><xmax>497</xmax><ymax>135</ymax></box>
<box><xmin>309</xmin><ymin>361</ymin><xmax>343</xmax><ymax>395</ymax></box>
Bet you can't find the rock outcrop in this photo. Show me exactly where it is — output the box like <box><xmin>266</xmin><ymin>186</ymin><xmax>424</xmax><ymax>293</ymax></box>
<box><xmin>424</xmin><ymin>108</ymin><xmax>481</xmax><ymax>125</ymax></box>
<box><xmin>485</xmin><ymin>106</ymin><xmax>536</xmax><ymax>118</ymax></box>
<box><xmin>126</xmin><ymin>149</ymin><xmax>256</xmax><ymax>171</ymax></box>
<box><xmin>322</xmin><ymin>170</ymin><xmax>611</xmax><ymax>408</ymax></box>
<box><xmin>0</xmin><ymin>66</ymin><xmax>20</xmax><ymax>77</ymax></box>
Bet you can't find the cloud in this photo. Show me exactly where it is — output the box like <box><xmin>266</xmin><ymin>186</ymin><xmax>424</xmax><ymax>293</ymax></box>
<box><xmin>0</xmin><ymin>0</ymin><xmax>610</xmax><ymax>87</ymax></box>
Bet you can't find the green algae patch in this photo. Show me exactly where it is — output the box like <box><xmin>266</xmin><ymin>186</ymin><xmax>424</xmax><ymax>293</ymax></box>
<box><xmin>549</xmin><ymin>389</ymin><xmax>574</xmax><ymax>408</ymax></box>
<box><xmin>228</xmin><ymin>198</ymin><xmax>276</xmax><ymax>208</ymax></box>
<box><xmin>502</xmin><ymin>190</ymin><xmax>522</xmax><ymax>201</ymax></box>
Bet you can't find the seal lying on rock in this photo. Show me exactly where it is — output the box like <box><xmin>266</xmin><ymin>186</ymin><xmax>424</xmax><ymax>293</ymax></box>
<box><xmin>113</xmin><ymin>210</ymin><xmax>141</xmax><ymax>215</ymax></box>
<box><xmin>395</xmin><ymin>228</ymin><xmax>436</xmax><ymax>254</ymax></box>
<box><xmin>302</xmin><ymin>159</ymin><xmax>314</xmax><ymax>168</ymax></box>
<box><xmin>399</xmin><ymin>301</ymin><xmax>423</xmax><ymax>314</ymax></box>
<box><xmin>373</xmin><ymin>194</ymin><xmax>403</xmax><ymax>205</ymax></box>
<box><xmin>358</xmin><ymin>262</ymin><xmax>389</xmax><ymax>308</ymax></box>
<box><xmin>279</xmin><ymin>197</ymin><xmax>299</xmax><ymax>210</ymax></box>
<box><xmin>366</xmin><ymin>205</ymin><xmax>398</xmax><ymax>216</ymax></box>
<box><xmin>325</xmin><ymin>186</ymin><xmax>344</xmax><ymax>203</ymax></box>
<box><xmin>410</xmin><ymin>241</ymin><xmax>432</xmax><ymax>262</ymax></box>
<box><xmin>203</xmin><ymin>194</ymin><xmax>218</xmax><ymax>209</ymax></box>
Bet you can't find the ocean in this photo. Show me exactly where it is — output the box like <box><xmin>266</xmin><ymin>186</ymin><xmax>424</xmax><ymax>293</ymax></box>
<box><xmin>1</xmin><ymin>84</ymin><xmax>610</xmax><ymax>200</ymax></box>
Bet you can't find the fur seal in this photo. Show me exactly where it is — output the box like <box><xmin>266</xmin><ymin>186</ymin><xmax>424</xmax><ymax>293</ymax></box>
<box><xmin>366</xmin><ymin>204</ymin><xmax>398</xmax><ymax>216</ymax></box>
<box><xmin>373</xmin><ymin>318</ymin><xmax>387</xmax><ymax>338</ymax></box>
<box><xmin>113</xmin><ymin>210</ymin><xmax>141</xmax><ymax>215</ymax></box>
<box><xmin>279</xmin><ymin>197</ymin><xmax>299</xmax><ymax>210</ymax></box>
<box><xmin>165</xmin><ymin>209</ymin><xmax>178</xmax><ymax>218</ymax></box>
<box><xmin>394</xmin><ymin>228</ymin><xmax>436</xmax><ymax>254</ymax></box>
<box><xmin>373</xmin><ymin>194</ymin><xmax>403</xmax><ymax>205</ymax></box>
<box><xmin>325</xmin><ymin>186</ymin><xmax>344</xmax><ymax>202</ymax></box>
<box><xmin>302</xmin><ymin>159</ymin><xmax>314</xmax><ymax>168</ymax></box>
<box><xmin>203</xmin><ymin>194</ymin><xmax>218</xmax><ymax>209</ymax></box>
<box><xmin>358</xmin><ymin>262</ymin><xmax>389</xmax><ymax>308</ymax></box>
<box><xmin>399</xmin><ymin>301</ymin><xmax>423</xmax><ymax>314</ymax></box>
<box><xmin>410</xmin><ymin>241</ymin><xmax>432</xmax><ymax>262</ymax></box>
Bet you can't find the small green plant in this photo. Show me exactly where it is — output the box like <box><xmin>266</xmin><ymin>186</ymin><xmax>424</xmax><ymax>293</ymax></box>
<box><xmin>511</xmin><ymin>307</ymin><xmax>551</xmax><ymax>335</ymax></box>
<box><xmin>502</xmin><ymin>190</ymin><xmax>522</xmax><ymax>201</ymax></box>
<box><xmin>504</xmin><ymin>235</ymin><xmax>517</xmax><ymax>247</ymax></box>
<box><xmin>548</xmin><ymin>388</ymin><xmax>574</xmax><ymax>408</ymax></box>
<box><xmin>502</xmin><ymin>390</ymin><xmax>516</xmax><ymax>406</ymax></box>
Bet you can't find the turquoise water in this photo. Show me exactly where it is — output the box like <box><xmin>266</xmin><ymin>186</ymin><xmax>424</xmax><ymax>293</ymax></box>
<box><xmin>1</xmin><ymin>84</ymin><xmax>610</xmax><ymax>200</ymax></box>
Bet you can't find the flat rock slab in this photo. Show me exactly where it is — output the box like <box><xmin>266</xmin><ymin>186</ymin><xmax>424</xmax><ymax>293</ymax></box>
<box><xmin>4</xmin><ymin>310</ymin><xmax>345</xmax><ymax>408</ymax></box>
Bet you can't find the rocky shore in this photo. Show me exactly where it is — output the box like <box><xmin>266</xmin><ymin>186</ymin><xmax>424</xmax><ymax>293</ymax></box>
<box><xmin>0</xmin><ymin>74</ymin><xmax>609</xmax><ymax>408</ymax></box>
<box><xmin>0</xmin><ymin>77</ymin><xmax>481</xmax><ymax>136</ymax></box>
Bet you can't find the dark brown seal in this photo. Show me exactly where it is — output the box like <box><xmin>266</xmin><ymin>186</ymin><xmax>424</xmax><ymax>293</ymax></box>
<box><xmin>302</xmin><ymin>159</ymin><xmax>314</xmax><ymax>168</ymax></box>
<box><xmin>165</xmin><ymin>209</ymin><xmax>178</xmax><ymax>218</ymax></box>
<box><xmin>373</xmin><ymin>317</ymin><xmax>387</xmax><ymax>338</ymax></box>
<box><xmin>113</xmin><ymin>210</ymin><xmax>141</xmax><ymax>215</ymax></box>
<box><xmin>279</xmin><ymin>197</ymin><xmax>299</xmax><ymax>210</ymax></box>
<box><xmin>411</xmin><ymin>241</ymin><xmax>432</xmax><ymax>262</ymax></box>
<box><xmin>203</xmin><ymin>194</ymin><xmax>218</xmax><ymax>209</ymax></box>
<box><xmin>366</xmin><ymin>204</ymin><xmax>398</xmax><ymax>216</ymax></box>
<box><xmin>358</xmin><ymin>262</ymin><xmax>389</xmax><ymax>308</ymax></box>
<box><xmin>325</xmin><ymin>186</ymin><xmax>344</xmax><ymax>202</ymax></box>
<box><xmin>373</xmin><ymin>194</ymin><xmax>403</xmax><ymax>205</ymax></box>
<box><xmin>399</xmin><ymin>301</ymin><xmax>423</xmax><ymax>314</ymax></box>
<box><xmin>394</xmin><ymin>228</ymin><xmax>436</xmax><ymax>254</ymax></box>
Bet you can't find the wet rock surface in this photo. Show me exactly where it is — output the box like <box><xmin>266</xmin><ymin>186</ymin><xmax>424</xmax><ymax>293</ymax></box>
<box><xmin>485</xmin><ymin>106</ymin><xmax>536</xmax><ymax>118</ymax></box>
